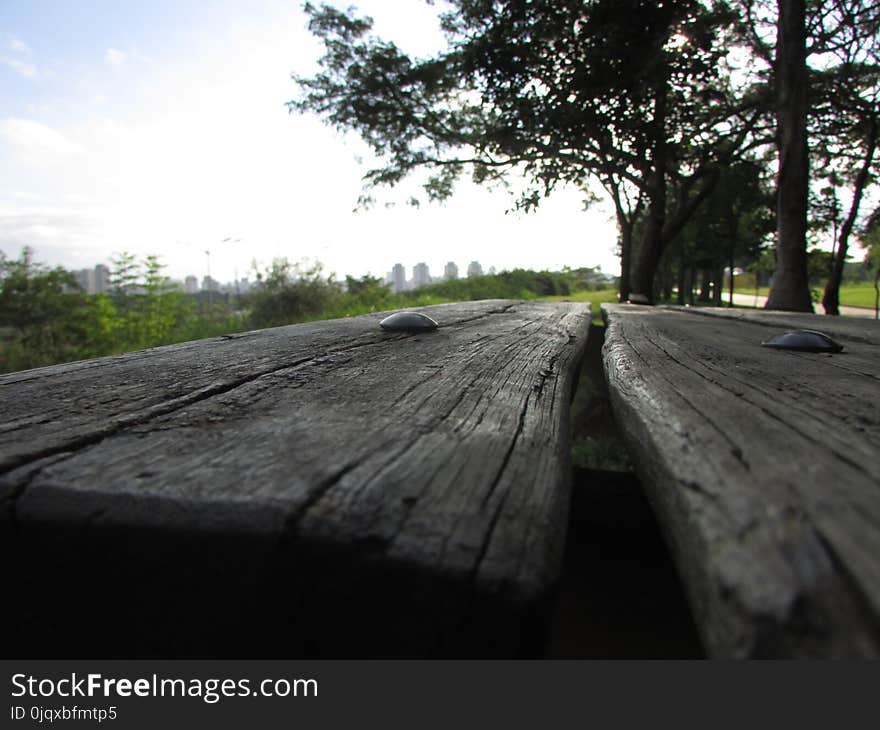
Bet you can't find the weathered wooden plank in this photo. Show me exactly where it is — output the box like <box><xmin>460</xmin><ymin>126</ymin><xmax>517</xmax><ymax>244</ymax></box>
<box><xmin>0</xmin><ymin>300</ymin><xmax>527</xmax><ymax>472</ymax></box>
<box><xmin>665</xmin><ymin>304</ymin><xmax>880</xmax><ymax>346</ymax></box>
<box><xmin>602</xmin><ymin>303</ymin><xmax>880</xmax><ymax>658</ymax></box>
<box><xmin>0</xmin><ymin>300</ymin><xmax>590</xmax><ymax>657</ymax></box>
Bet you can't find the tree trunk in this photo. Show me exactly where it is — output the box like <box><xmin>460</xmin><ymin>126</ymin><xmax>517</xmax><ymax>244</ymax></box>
<box><xmin>617</xmin><ymin>213</ymin><xmax>633</xmax><ymax>302</ymax></box>
<box><xmin>630</xmin><ymin>75</ymin><xmax>668</xmax><ymax>304</ymax></box>
<box><xmin>713</xmin><ymin>266</ymin><xmax>724</xmax><ymax>306</ymax></box>
<box><xmin>677</xmin><ymin>252</ymin><xmax>686</xmax><ymax>305</ymax></box>
<box><xmin>727</xmin><ymin>213</ymin><xmax>739</xmax><ymax>307</ymax></box>
<box><xmin>728</xmin><ymin>247</ymin><xmax>736</xmax><ymax>306</ymax></box>
<box><xmin>822</xmin><ymin>116</ymin><xmax>878</xmax><ymax>316</ymax></box>
<box><xmin>766</xmin><ymin>0</ymin><xmax>813</xmax><ymax>312</ymax></box>
<box><xmin>662</xmin><ymin>262</ymin><xmax>673</xmax><ymax>302</ymax></box>
<box><xmin>875</xmin><ymin>271</ymin><xmax>879</xmax><ymax>320</ymax></box>
<box><xmin>699</xmin><ymin>268</ymin><xmax>712</xmax><ymax>302</ymax></box>
<box><xmin>631</xmin><ymin>178</ymin><xmax>665</xmax><ymax>303</ymax></box>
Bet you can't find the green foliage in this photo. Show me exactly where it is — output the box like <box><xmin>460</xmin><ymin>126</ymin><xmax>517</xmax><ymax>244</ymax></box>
<box><xmin>749</xmin><ymin>248</ymin><xmax>776</xmax><ymax>280</ymax></box>
<box><xmin>0</xmin><ymin>248</ymin><xmax>90</xmax><ymax>371</ymax></box>
<box><xmin>0</xmin><ymin>249</ymin><xmax>239</xmax><ymax>374</ymax></box>
<box><xmin>664</xmin><ymin>159</ymin><xmax>775</xmax><ymax>301</ymax></box>
<box><xmin>807</xmin><ymin>248</ymin><xmax>834</xmax><ymax>284</ymax></box>
<box><xmin>245</xmin><ymin>258</ymin><xmax>342</xmax><ymax>329</ymax></box>
<box><xmin>292</xmin><ymin>0</ymin><xmax>761</xmax><ymax>301</ymax></box>
<box><xmin>400</xmin><ymin>269</ymin><xmax>574</xmax><ymax>303</ymax></box>
<box><xmin>343</xmin><ymin>274</ymin><xmax>392</xmax><ymax>309</ymax></box>
<box><xmin>106</xmin><ymin>252</ymin><xmax>193</xmax><ymax>349</ymax></box>
<box><xmin>863</xmin><ymin>213</ymin><xmax>880</xmax><ymax>316</ymax></box>
<box><xmin>80</xmin><ymin>293</ymin><xmax>118</xmax><ymax>355</ymax></box>
<box><xmin>571</xmin><ymin>437</ymin><xmax>633</xmax><ymax>471</ymax></box>
<box><xmin>0</xmin><ymin>247</ymin><xmax>629</xmax><ymax>374</ymax></box>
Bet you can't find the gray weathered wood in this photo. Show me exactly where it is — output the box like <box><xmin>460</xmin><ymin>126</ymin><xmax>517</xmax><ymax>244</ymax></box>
<box><xmin>0</xmin><ymin>299</ymin><xmax>590</xmax><ymax>657</ymax></box>
<box><xmin>602</xmin><ymin>303</ymin><xmax>880</xmax><ymax>658</ymax></box>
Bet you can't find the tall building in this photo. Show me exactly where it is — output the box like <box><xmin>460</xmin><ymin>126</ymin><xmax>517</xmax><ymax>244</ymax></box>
<box><xmin>184</xmin><ymin>275</ymin><xmax>199</xmax><ymax>294</ymax></box>
<box><xmin>202</xmin><ymin>275</ymin><xmax>221</xmax><ymax>292</ymax></box>
<box><xmin>76</xmin><ymin>268</ymin><xmax>96</xmax><ymax>294</ymax></box>
<box><xmin>444</xmin><ymin>261</ymin><xmax>459</xmax><ymax>280</ymax></box>
<box><xmin>413</xmin><ymin>262</ymin><xmax>430</xmax><ymax>288</ymax></box>
<box><xmin>94</xmin><ymin>264</ymin><xmax>110</xmax><ymax>293</ymax></box>
<box><xmin>467</xmin><ymin>260</ymin><xmax>483</xmax><ymax>278</ymax></box>
<box><xmin>391</xmin><ymin>263</ymin><xmax>406</xmax><ymax>293</ymax></box>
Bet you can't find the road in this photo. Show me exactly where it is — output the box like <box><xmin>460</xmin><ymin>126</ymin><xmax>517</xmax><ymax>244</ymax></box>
<box><xmin>727</xmin><ymin>292</ymin><xmax>877</xmax><ymax>319</ymax></box>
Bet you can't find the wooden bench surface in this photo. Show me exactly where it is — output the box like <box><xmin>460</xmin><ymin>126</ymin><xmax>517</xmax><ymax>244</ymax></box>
<box><xmin>0</xmin><ymin>299</ymin><xmax>590</xmax><ymax>657</ymax></box>
<box><xmin>602</xmin><ymin>303</ymin><xmax>880</xmax><ymax>658</ymax></box>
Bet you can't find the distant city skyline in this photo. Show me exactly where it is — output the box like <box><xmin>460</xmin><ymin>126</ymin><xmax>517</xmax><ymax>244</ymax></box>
<box><xmin>71</xmin><ymin>259</ymin><xmax>254</xmax><ymax>295</ymax></box>
<box><xmin>384</xmin><ymin>259</ymin><xmax>504</xmax><ymax>293</ymax></box>
<box><xmin>75</xmin><ymin>254</ymin><xmax>596</xmax><ymax>296</ymax></box>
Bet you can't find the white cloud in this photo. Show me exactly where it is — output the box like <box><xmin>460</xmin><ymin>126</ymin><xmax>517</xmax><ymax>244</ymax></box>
<box><xmin>0</xmin><ymin>203</ymin><xmax>105</xmax><ymax>262</ymax></box>
<box><xmin>8</xmin><ymin>35</ymin><xmax>31</xmax><ymax>54</ymax></box>
<box><xmin>0</xmin><ymin>118</ymin><xmax>87</xmax><ymax>159</ymax></box>
<box><xmin>3</xmin><ymin>34</ymin><xmax>36</xmax><ymax>77</ymax></box>
<box><xmin>105</xmin><ymin>48</ymin><xmax>126</xmax><ymax>66</ymax></box>
<box><xmin>1</xmin><ymin>56</ymin><xmax>37</xmax><ymax>78</ymax></box>
<box><xmin>8</xmin><ymin>191</ymin><xmax>45</xmax><ymax>202</ymax></box>
<box><xmin>1</xmin><ymin>3</ymin><xmax>620</xmax><ymax>281</ymax></box>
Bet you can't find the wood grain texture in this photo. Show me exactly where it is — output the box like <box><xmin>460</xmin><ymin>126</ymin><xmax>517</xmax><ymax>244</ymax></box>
<box><xmin>0</xmin><ymin>300</ymin><xmax>590</xmax><ymax>657</ymax></box>
<box><xmin>602</xmin><ymin>303</ymin><xmax>880</xmax><ymax>658</ymax></box>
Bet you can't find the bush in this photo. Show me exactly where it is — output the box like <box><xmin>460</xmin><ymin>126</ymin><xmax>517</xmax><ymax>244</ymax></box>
<box><xmin>245</xmin><ymin>259</ymin><xmax>342</xmax><ymax>329</ymax></box>
<box><xmin>0</xmin><ymin>248</ymin><xmax>92</xmax><ymax>371</ymax></box>
<box><xmin>398</xmin><ymin>268</ymin><xmax>574</xmax><ymax>303</ymax></box>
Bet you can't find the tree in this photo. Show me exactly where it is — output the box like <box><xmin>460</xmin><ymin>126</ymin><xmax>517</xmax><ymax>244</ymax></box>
<box><xmin>344</xmin><ymin>273</ymin><xmax>391</xmax><ymax>309</ymax></box>
<box><xmin>737</xmin><ymin>0</ymin><xmax>880</xmax><ymax>310</ymax></box>
<box><xmin>863</xmin><ymin>207</ymin><xmax>880</xmax><ymax>318</ymax></box>
<box><xmin>0</xmin><ymin>249</ymin><xmax>234</xmax><ymax>373</ymax></box>
<box><xmin>247</xmin><ymin>258</ymin><xmax>340</xmax><ymax>328</ymax></box>
<box><xmin>107</xmin><ymin>252</ymin><xmax>191</xmax><ymax>350</ymax></box>
<box><xmin>0</xmin><ymin>248</ymin><xmax>90</xmax><ymax>371</ymax></box>
<box><xmin>765</xmin><ymin>0</ymin><xmax>813</xmax><ymax>311</ymax></box>
<box><xmin>138</xmin><ymin>255</ymin><xmax>185</xmax><ymax>346</ymax></box>
<box><xmin>671</xmin><ymin>159</ymin><xmax>774</xmax><ymax>304</ymax></box>
<box><xmin>812</xmin><ymin>2</ymin><xmax>880</xmax><ymax>314</ymax></box>
<box><xmin>292</xmin><ymin>0</ymin><xmax>759</xmax><ymax>302</ymax></box>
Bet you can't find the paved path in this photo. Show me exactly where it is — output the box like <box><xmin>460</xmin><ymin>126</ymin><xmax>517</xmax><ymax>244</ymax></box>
<box><xmin>727</xmin><ymin>292</ymin><xmax>877</xmax><ymax>319</ymax></box>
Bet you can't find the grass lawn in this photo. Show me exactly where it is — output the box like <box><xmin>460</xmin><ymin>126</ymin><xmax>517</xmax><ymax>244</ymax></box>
<box><xmin>747</xmin><ymin>283</ymin><xmax>878</xmax><ymax>309</ymax></box>
<box><xmin>537</xmin><ymin>288</ymin><xmax>619</xmax><ymax>324</ymax></box>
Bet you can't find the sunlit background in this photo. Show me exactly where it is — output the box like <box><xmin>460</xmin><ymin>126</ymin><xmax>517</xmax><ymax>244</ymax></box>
<box><xmin>0</xmin><ymin>0</ymin><xmax>620</xmax><ymax>286</ymax></box>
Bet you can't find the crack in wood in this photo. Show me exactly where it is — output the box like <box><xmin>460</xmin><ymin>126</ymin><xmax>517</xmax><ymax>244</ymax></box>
<box><xmin>0</xmin><ymin>451</ymin><xmax>77</xmax><ymax>533</ymax></box>
<box><xmin>0</xmin><ymin>335</ymin><xmax>409</xmax><ymax>474</ymax></box>
<box><xmin>633</xmin><ymin>321</ymin><xmax>873</xmax><ymax>478</ymax></box>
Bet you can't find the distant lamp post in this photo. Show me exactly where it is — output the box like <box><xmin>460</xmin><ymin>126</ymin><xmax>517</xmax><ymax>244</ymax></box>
<box><xmin>221</xmin><ymin>238</ymin><xmax>242</xmax><ymax>296</ymax></box>
<box><xmin>205</xmin><ymin>238</ymin><xmax>241</xmax><ymax>309</ymax></box>
<box><xmin>205</xmin><ymin>249</ymin><xmax>213</xmax><ymax>308</ymax></box>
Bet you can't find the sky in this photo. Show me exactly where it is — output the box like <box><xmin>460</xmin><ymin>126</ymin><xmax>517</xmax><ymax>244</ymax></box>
<box><xmin>0</xmin><ymin>0</ymin><xmax>620</xmax><ymax>284</ymax></box>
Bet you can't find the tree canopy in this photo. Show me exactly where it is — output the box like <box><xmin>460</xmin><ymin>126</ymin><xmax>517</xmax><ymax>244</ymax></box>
<box><xmin>292</xmin><ymin>0</ymin><xmax>880</xmax><ymax>309</ymax></box>
<box><xmin>294</xmin><ymin>1</ymin><xmax>763</xmax><ymax>298</ymax></box>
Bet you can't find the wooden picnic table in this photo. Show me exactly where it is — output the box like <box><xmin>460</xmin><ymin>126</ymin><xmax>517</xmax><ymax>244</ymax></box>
<box><xmin>602</xmin><ymin>303</ymin><xmax>880</xmax><ymax>658</ymax></box>
<box><xmin>0</xmin><ymin>299</ymin><xmax>589</xmax><ymax>658</ymax></box>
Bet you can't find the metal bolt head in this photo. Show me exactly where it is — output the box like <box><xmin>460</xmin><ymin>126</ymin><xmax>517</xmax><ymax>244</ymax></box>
<box><xmin>761</xmin><ymin>329</ymin><xmax>843</xmax><ymax>353</ymax></box>
<box><xmin>379</xmin><ymin>311</ymin><xmax>439</xmax><ymax>332</ymax></box>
